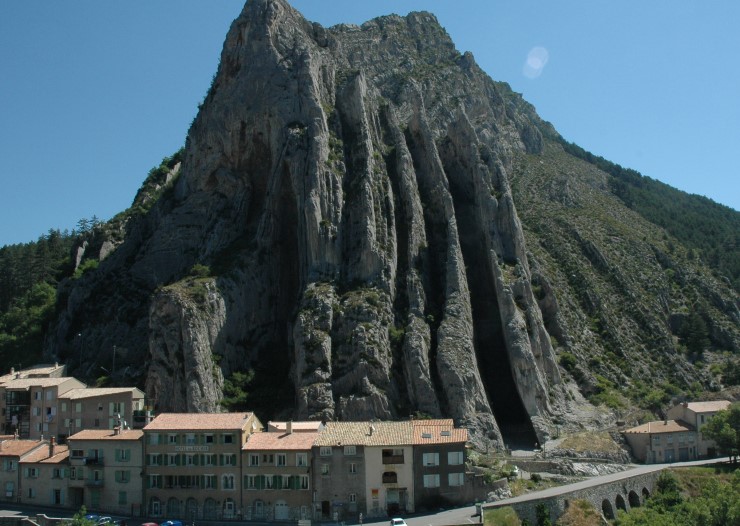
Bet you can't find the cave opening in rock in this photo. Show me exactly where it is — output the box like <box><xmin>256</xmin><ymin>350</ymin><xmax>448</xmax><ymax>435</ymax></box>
<box><xmin>441</xmin><ymin>144</ymin><xmax>538</xmax><ymax>448</ymax></box>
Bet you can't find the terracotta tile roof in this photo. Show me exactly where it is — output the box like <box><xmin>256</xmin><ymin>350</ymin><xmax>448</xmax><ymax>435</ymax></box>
<box><xmin>267</xmin><ymin>421</ymin><xmax>323</xmax><ymax>432</ymax></box>
<box><xmin>0</xmin><ymin>440</ymin><xmax>46</xmax><ymax>457</ymax></box>
<box><xmin>412</xmin><ymin>420</ymin><xmax>468</xmax><ymax>444</ymax></box>
<box><xmin>314</xmin><ymin>421</ymin><xmax>413</xmax><ymax>447</ymax></box>
<box><xmin>243</xmin><ymin>431</ymin><xmax>318</xmax><ymax>451</ymax></box>
<box><xmin>68</xmin><ymin>429</ymin><xmax>144</xmax><ymax>441</ymax></box>
<box><xmin>21</xmin><ymin>445</ymin><xmax>69</xmax><ymax>464</ymax></box>
<box><xmin>1</xmin><ymin>377</ymin><xmax>82</xmax><ymax>390</ymax></box>
<box><xmin>60</xmin><ymin>387</ymin><xmax>144</xmax><ymax>400</ymax></box>
<box><xmin>144</xmin><ymin>412</ymin><xmax>257</xmax><ymax>431</ymax></box>
<box><xmin>623</xmin><ymin>419</ymin><xmax>695</xmax><ymax>434</ymax></box>
<box><xmin>685</xmin><ymin>400</ymin><xmax>731</xmax><ymax>413</ymax></box>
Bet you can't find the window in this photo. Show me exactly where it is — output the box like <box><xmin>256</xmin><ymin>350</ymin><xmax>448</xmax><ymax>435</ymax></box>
<box><xmin>299</xmin><ymin>474</ymin><xmax>309</xmax><ymax>490</ymax></box>
<box><xmin>204</xmin><ymin>454</ymin><xmax>215</xmax><ymax>466</ymax></box>
<box><xmin>244</xmin><ymin>474</ymin><xmax>257</xmax><ymax>490</ymax></box>
<box><xmin>249</xmin><ymin>454</ymin><xmax>259</xmax><ymax>466</ymax></box>
<box><xmin>223</xmin><ymin>474</ymin><xmax>235</xmax><ymax>490</ymax></box>
<box><xmin>423</xmin><ymin>474</ymin><xmax>440</xmax><ymax>488</ymax></box>
<box><xmin>448</xmin><ymin>451</ymin><xmax>464</xmax><ymax>466</ymax></box>
<box><xmin>382</xmin><ymin>472</ymin><xmax>398</xmax><ymax>484</ymax></box>
<box><xmin>167</xmin><ymin>454</ymin><xmax>178</xmax><ymax>466</ymax></box>
<box><xmin>281</xmin><ymin>474</ymin><xmax>290</xmax><ymax>489</ymax></box>
<box><xmin>185</xmin><ymin>454</ymin><xmax>195</xmax><ymax>466</ymax></box>
<box><xmin>168</xmin><ymin>434</ymin><xmax>178</xmax><ymax>444</ymax></box>
<box><xmin>75</xmin><ymin>403</ymin><xmax>82</xmax><ymax>413</ymax></box>
<box><xmin>26</xmin><ymin>467</ymin><xmax>39</xmax><ymax>478</ymax></box>
<box><xmin>276</xmin><ymin>453</ymin><xmax>287</xmax><ymax>466</ymax></box>
<box><xmin>61</xmin><ymin>402</ymin><xmax>67</xmax><ymax>412</ymax></box>
<box><xmin>98</xmin><ymin>403</ymin><xmax>103</xmax><ymax>411</ymax></box>
<box><xmin>296</xmin><ymin>453</ymin><xmax>307</xmax><ymax>466</ymax></box>
<box><xmin>223</xmin><ymin>454</ymin><xmax>236</xmax><ymax>466</ymax></box>
<box><xmin>321</xmin><ymin>464</ymin><xmax>330</xmax><ymax>476</ymax></box>
<box><xmin>147</xmin><ymin>454</ymin><xmax>161</xmax><ymax>466</ymax></box>
<box><xmin>118</xmin><ymin>491</ymin><xmax>127</xmax><ymax>505</ymax></box>
<box><xmin>423</xmin><ymin>452</ymin><xmax>439</xmax><ymax>466</ymax></box>
<box><xmin>115</xmin><ymin>449</ymin><xmax>130</xmax><ymax>462</ymax></box>
<box><xmin>34</xmin><ymin>391</ymin><xmax>42</xmax><ymax>400</ymax></box>
<box><xmin>344</xmin><ymin>445</ymin><xmax>356</xmax><ymax>456</ymax></box>
<box><xmin>667</xmin><ymin>434</ymin><xmax>674</xmax><ymax>445</ymax></box>
<box><xmin>186</xmin><ymin>433</ymin><xmax>196</xmax><ymax>445</ymax></box>
<box><xmin>148</xmin><ymin>475</ymin><xmax>162</xmax><ymax>489</ymax></box>
<box><xmin>111</xmin><ymin>402</ymin><xmax>122</xmax><ymax>414</ymax></box>
<box><xmin>262</xmin><ymin>453</ymin><xmax>274</xmax><ymax>464</ymax></box>
<box><xmin>5</xmin><ymin>481</ymin><xmax>13</xmax><ymax>497</ymax></box>
<box><xmin>71</xmin><ymin>449</ymin><xmax>84</xmax><ymax>459</ymax></box>
<box><xmin>448</xmin><ymin>472</ymin><xmax>464</xmax><ymax>487</ymax></box>
<box><xmin>651</xmin><ymin>435</ymin><xmax>661</xmax><ymax>446</ymax></box>
<box><xmin>52</xmin><ymin>468</ymin><xmax>62</xmax><ymax>479</ymax></box>
<box><xmin>382</xmin><ymin>448</ymin><xmax>404</xmax><ymax>464</ymax></box>
<box><xmin>349</xmin><ymin>493</ymin><xmax>357</xmax><ymax>503</ymax></box>
<box><xmin>148</xmin><ymin>433</ymin><xmax>160</xmax><ymax>445</ymax></box>
<box><xmin>115</xmin><ymin>470</ymin><xmax>130</xmax><ymax>483</ymax></box>
<box><xmin>205</xmin><ymin>434</ymin><xmax>214</xmax><ymax>444</ymax></box>
<box><xmin>320</xmin><ymin>446</ymin><xmax>332</xmax><ymax>456</ymax></box>
<box><xmin>27</xmin><ymin>487</ymin><xmax>36</xmax><ymax>498</ymax></box>
<box><xmin>32</xmin><ymin>407</ymin><xmax>40</xmax><ymax>417</ymax></box>
<box><xmin>204</xmin><ymin>474</ymin><xmax>217</xmax><ymax>489</ymax></box>
<box><xmin>46</xmin><ymin>390</ymin><xmax>53</xmax><ymax>401</ymax></box>
<box><xmin>349</xmin><ymin>462</ymin><xmax>357</xmax><ymax>474</ymax></box>
<box><xmin>223</xmin><ymin>434</ymin><xmax>234</xmax><ymax>444</ymax></box>
<box><xmin>265</xmin><ymin>475</ymin><xmax>274</xmax><ymax>489</ymax></box>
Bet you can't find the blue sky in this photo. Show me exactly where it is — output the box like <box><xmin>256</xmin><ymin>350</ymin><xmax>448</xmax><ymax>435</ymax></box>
<box><xmin>1</xmin><ymin>1</ymin><xmax>738</xmax><ymax>247</ymax></box>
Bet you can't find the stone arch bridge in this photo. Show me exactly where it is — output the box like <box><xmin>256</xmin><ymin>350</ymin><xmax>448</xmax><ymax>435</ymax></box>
<box><xmin>484</xmin><ymin>467</ymin><xmax>663</xmax><ymax>524</ymax></box>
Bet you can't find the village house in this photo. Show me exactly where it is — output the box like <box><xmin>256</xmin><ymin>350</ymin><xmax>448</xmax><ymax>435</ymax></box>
<box><xmin>411</xmin><ymin>419</ymin><xmax>469</xmax><ymax>510</ymax></box>
<box><xmin>0</xmin><ymin>438</ymin><xmax>48</xmax><ymax>503</ymax></box>
<box><xmin>622</xmin><ymin>419</ymin><xmax>697</xmax><ymax>463</ymax></box>
<box><xmin>142</xmin><ymin>412</ymin><xmax>263</xmax><ymax>521</ymax></box>
<box><xmin>17</xmin><ymin>437</ymin><xmax>69</xmax><ymax>508</ymax></box>
<box><xmin>666</xmin><ymin>400</ymin><xmax>731</xmax><ymax>457</ymax></box>
<box><xmin>241</xmin><ymin>421</ymin><xmax>319</xmax><ymax>520</ymax></box>
<box><xmin>57</xmin><ymin>387</ymin><xmax>147</xmax><ymax>441</ymax></box>
<box><xmin>66</xmin><ymin>428</ymin><xmax>144</xmax><ymax>516</ymax></box>
<box><xmin>1</xmin><ymin>376</ymin><xmax>85</xmax><ymax>440</ymax></box>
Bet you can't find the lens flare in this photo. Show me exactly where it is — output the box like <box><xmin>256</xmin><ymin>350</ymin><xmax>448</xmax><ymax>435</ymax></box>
<box><xmin>523</xmin><ymin>46</ymin><xmax>549</xmax><ymax>79</ymax></box>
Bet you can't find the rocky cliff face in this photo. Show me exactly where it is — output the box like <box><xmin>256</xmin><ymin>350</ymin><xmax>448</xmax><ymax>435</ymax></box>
<box><xmin>46</xmin><ymin>0</ymin><xmax>739</xmax><ymax>447</ymax></box>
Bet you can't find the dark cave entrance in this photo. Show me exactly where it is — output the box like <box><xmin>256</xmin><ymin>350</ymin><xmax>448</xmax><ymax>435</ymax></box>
<box><xmin>442</xmin><ymin>146</ymin><xmax>538</xmax><ymax>448</ymax></box>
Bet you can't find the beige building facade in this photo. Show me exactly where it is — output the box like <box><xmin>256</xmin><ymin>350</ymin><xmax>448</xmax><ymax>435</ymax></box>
<box><xmin>18</xmin><ymin>439</ymin><xmax>69</xmax><ymax>508</ymax></box>
<box><xmin>143</xmin><ymin>412</ymin><xmax>262</xmax><ymax>521</ymax></box>
<box><xmin>666</xmin><ymin>400</ymin><xmax>731</xmax><ymax>457</ymax></box>
<box><xmin>623</xmin><ymin>419</ymin><xmax>697</xmax><ymax>463</ymax></box>
<box><xmin>66</xmin><ymin>428</ymin><xmax>144</xmax><ymax>515</ymax></box>
<box><xmin>0</xmin><ymin>439</ymin><xmax>48</xmax><ymax>503</ymax></box>
<box><xmin>57</xmin><ymin>388</ymin><xmax>146</xmax><ymax>441</ymax></box>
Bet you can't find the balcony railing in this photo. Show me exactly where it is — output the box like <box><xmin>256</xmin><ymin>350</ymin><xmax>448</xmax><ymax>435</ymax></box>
<box><xmin>381</xmin><ymin>455</ymin><xmax>404</xmax><ymax>465</ymax></box>
<box><xmin>85</xmin><ymin>479</ymin><xmax>104</xmax><ymax>487</ymax></box>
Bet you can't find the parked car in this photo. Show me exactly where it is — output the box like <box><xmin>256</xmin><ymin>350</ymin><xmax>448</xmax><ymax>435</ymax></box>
<box><xmin>97</xmin><ymin>518</ymin><xmax>113</xmax><ymax>525</ymax></box>
<box><xmin>160</xmin><ymin>521</ymin><xmax>183</xmax><ymax>526</ymax></box>
<box><xmin>140</xmin><ymin>523</ymin><xmax>159</xmax><ymax>526</ymax></box>
<box><xmin>390</xmin><ymin>519</ymin><xmax>407</xmax><ymax>526</ymax></box>
<box><xmin>84</xmin><ymin>515</ymin><xmax>100</xmax><ymax>522</ymax></box>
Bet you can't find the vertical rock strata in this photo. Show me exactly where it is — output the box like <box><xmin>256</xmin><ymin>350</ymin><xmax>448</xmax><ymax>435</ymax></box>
<box><xmin>48</xmin><ymin>0</ymin><xmax>574</xmax><ymax>446</ymax></box>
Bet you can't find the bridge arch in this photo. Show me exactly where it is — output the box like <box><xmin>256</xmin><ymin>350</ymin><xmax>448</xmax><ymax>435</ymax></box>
<box><xmin>602</xmin><ymin>499</ymin><xmax>614</xmax><ymax>520</ymax></box>
<box><xmin>615</xmin><ymin>494</ymin><xmax>627</xmax><ymax>513</ymax></box>
<box><xmin>628</xmin><ymin>490</ymin><xmax>641</xmax><ymax>508</ymax></box>
<box><xmin>642</xmin><ymin>487</ymin><xmax>651</xmax><ymax>502</ymax></box>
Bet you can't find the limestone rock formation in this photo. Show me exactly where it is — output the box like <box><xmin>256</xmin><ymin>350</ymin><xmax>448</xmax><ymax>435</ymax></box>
<box><xmin>45</xmin><ymin>0</ymin><xmax>739</xmax><ymax>448</ymax></box>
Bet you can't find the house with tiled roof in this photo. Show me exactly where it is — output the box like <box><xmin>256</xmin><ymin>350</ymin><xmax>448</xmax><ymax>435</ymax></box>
<box><xmin>313</xmin><ymin>421</ymin><xmax>416</xmax><ymax>520</ymax></box>
<box><xmin>411</xmin><ymin>419</ymin><xmax>469</xmax><ymax>509</ymax></box>
<box><xmin>0</xmin><ymin>438</ymin><xmax>48</xmax><ymax>503</ymax></box>
<box><xmin>66</xmin><ymin>428</ymin><xmax>144</xmax><ymax>515</ymax></box>
<box><xmin>241</xmin><ymin>422</ymin><xmax>317</xmax><ymax>521</ymax></box>
<box><xmin>622</xmin><ymin>419</ymin><xmax>697</xmax><ymax>463</ymax></box>
<box><xmin>0</xmin><ymin>376</ymin><xmax>85</xmax><ymax>440</ymax></box>
<box><xmin>666</xmin><ymin>400</ymin><xmax>731</xmax><ymax>457</ymax></box>
<box><xmin>57</xmin><ymin>387</ymin><xmax>147</xmax><ymax>440</ymax></box>
<box><xmin>18</xmin><ymin>438</ymin><xmax>69</xmax><ymax>508</ymax></box>
<box><xmin>142</xmin><ymin>412</ymin><xmax>262</xmax><ymax>521</ymax></box>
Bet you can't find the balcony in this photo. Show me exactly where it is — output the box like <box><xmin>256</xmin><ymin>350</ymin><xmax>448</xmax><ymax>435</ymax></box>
<box><xmin>85</xmin><ymin>479</ymin><xmax>104</xmax><ymax>487</ymax></box>
<box><xmin>85</xmin><ymin>456</ymin><xmax>104</xmax><ymax>466</ymax></box>
<box><xmin>381</xmin><ymin>454</ymin><xmax>404</xmax><ymax>465</ymax></box>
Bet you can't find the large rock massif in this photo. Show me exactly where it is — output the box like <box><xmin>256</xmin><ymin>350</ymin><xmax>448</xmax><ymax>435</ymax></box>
<box><xmin>46</xmin><ymin>0</ymin><xmax>739</xmax><ymax>447</ymax></box>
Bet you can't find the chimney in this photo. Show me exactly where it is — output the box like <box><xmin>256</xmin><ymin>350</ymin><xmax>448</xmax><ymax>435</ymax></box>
<box><xmin>287</xmin><ymin>421</ymin><xmax>293</xmax><ymax>434</ymax></box>
<box><xmin>369</xmin><ymin>425</ymin><xmax>375</xmax><ymax>436</ymax></box>
<box><xmin>683</xmin><ymin>402</ymin><xmax>689</xmax><ymax>408</ymax></box>
<box><xmin>49</xmin><ymin>436</ymin><xmax>56</xmax><ymax>458</ymax></box>
<box><xmin>113</xmin><ymin>426</ymin><xmax>121</xmax><ymax>436</ymax></box>
<box><xmin>10</xmin><ymin>367</ymin><xmax>14</xmax><ymax>375</ymax></box>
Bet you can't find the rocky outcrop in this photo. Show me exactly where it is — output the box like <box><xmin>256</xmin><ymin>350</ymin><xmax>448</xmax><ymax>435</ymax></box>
<box><xmin>44</xmin><ymin>0</ymin><xmax>739</xmax><ymax>448</ymax></box>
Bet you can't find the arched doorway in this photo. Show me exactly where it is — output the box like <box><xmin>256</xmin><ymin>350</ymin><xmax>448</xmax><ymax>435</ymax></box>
<box><xmin>223</xmin><ymin>498</ymin><xmax>235</xmax><ymax>519</ymax></box>
<box><xmin>149</xmin><ymin>497</ymin><xmax>161</xmax><ymax>517</ymax></box>
<box><xmin>254</xmin><ymin>499</ymin><xmax>265</xmax><ymax>520</ymax></box>
<box><xmin>167</xmin><ymin>497</ymin><xmax>180</xmax><ymax>517</ymax></box>
<box><xmin>203</xmin><ymin>498</ymin><xmax>217</xmax><ymax>520</ymax></box>
<box><xmin>185</xmin><ymin>497</ymin><xmax>198</xmax><ymax>520</ymax></box>
<box><xmin>275</xmin><ymin>500</ymin><xmax>289</xmax><ymax>520</ymax></box>
<box><xmin>628</xmin><ymin>491</ymin><xmax>641</xmax><ymax>508</ymax></box>
<box><xmin>602</xmin><ymin>499</ymin><xmax>614</xmax><ymax>520</ymax></box>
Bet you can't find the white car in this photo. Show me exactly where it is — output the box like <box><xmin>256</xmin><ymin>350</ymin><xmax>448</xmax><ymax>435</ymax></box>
<box><xmin>390</xmin><ymin>519</ymin><xmax>407</xmax><ymax>526</ymax></box>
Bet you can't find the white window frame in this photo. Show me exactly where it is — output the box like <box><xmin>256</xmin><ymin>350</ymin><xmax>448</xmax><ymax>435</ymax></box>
<box><xmin>447</xmin><ymin>451</ymin><xmax>464</xmax><ymax>466</ymax></box>
<box><xmin>423</xmin><ymin>452</ymin><xmax>439</xmax><ymax>466</ymax></box>
<box><xmin>423</xmin><ymin>474</ymin><xmax>440</xmax><ymax>488</ymax></box>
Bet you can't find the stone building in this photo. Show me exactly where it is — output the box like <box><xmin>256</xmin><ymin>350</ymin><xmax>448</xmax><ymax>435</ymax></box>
<box><xmin>66</xmin><ymin>428</ymin><xmax>144</xmax><ymax>515</ymax></box>
<box><xmin>666</xmin><ymin>400</ymin><xmax>731</xmax><ymax>457</ymax></box>
<box><xmin>411</xmin><ymin>419</ymin><xmax>468</xmax><ymax>509</ymax></box>
<box><xmin>17</xmin><ymin>438</ymin><xmax>69</xmax><ymax>508</ymax></box>
<box><xmin>622</xmin><ymin>419</ymin><xmax>697</xmax><ymax>463</ymax></box>
<box><xmin>57</xmin><ymin>387</ymin><xmax>147</xmax><ymax>441</ymax></box>
<box><xmin>142</xmin><ymin>412</ymin><xmax>262</xmax><ymax>521</ymax></box>
<box><xmin>241</xmin><ymin>421</ymin><xmax>318</xmax><ymax>520</ymax></box>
